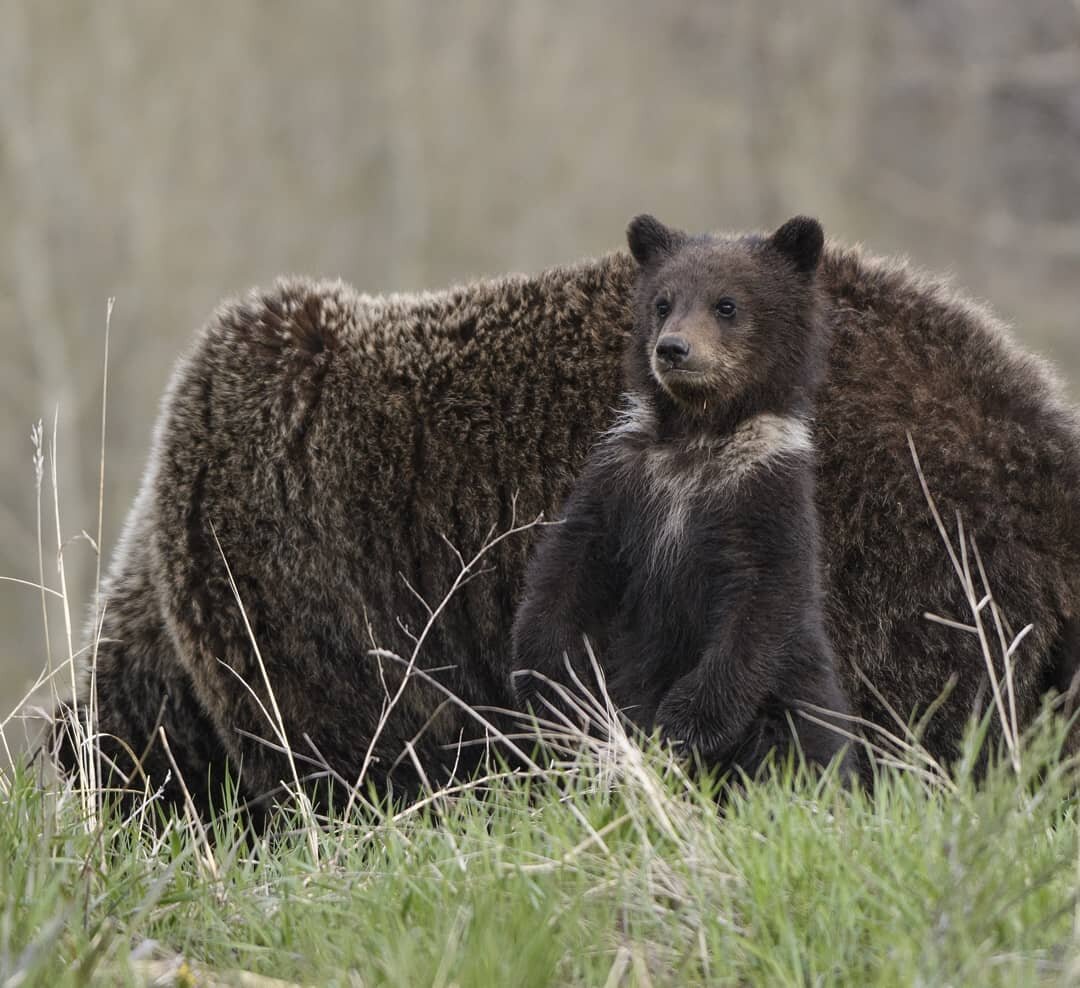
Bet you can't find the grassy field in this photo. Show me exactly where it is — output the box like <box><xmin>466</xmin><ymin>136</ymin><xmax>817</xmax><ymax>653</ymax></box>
<box><xmin>1</xmin><ymin>706</ymin><xmax>1078</xmax><ymax>987</ymax></box>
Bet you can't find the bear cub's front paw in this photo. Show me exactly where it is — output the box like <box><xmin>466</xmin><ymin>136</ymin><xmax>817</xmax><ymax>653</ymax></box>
<box><xmin>653</xmin><ymin>685</ymin><xmax>729</xmax><ymax>760</ymax></box>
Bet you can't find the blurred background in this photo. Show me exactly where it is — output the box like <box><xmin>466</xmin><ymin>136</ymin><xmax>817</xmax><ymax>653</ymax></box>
<box><xmin>2</xmin><ymin>0</ymin><xmax>1080</xmax><ymax>726</ymax></box>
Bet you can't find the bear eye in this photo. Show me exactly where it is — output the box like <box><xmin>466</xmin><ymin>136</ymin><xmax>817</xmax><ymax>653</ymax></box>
<box><xmin>715</xmin><ymin>298</ymin><xmax>737</xmax><ymax>319</ymax></box>
<box><xmin>655</xmin><ymin>298</ymin><xmax>671</xmax><ymax>320</ymax></box>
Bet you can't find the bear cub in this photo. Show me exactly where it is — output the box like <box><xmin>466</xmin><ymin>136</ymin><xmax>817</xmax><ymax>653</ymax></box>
<box><xmin>512</xmin><ymin>214</ymin><xmax>858</xmax><ymax>779</ymax></box>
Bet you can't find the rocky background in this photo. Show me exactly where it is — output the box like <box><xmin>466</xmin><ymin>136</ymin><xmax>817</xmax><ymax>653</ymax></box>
<box><xmin>2</xmin><ymin>0</ymin><xmax>1079</xmax><ymax>723</ymax></box>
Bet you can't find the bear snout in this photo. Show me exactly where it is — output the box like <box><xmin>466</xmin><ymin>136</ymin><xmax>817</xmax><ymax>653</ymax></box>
<box><xmin>655</xmin><ymin>334</ymin><xmax>692</xmax><ymax>367</ymax></box>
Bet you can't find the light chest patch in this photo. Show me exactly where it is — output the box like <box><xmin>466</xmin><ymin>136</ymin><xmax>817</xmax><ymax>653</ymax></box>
<box><xmin>600</xmin><ymin>397</ymin><xmax>813</xmax><ymax>572</ymax></box>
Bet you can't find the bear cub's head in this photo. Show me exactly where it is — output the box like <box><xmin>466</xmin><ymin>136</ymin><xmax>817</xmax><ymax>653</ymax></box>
<box><xmin>625</xmin><ymin>214</ymin><xmax>827</xmax><ymax>431</ymax></box>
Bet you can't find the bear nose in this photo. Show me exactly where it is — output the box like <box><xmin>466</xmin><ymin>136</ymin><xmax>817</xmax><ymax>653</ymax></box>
<box><xmin>655</xmin><ymin>335</ymin><xmax>691</xmax><ymax>366</ymax></box>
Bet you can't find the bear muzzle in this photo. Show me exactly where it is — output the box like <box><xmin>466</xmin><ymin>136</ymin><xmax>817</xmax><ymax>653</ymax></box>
<box><xmin>655</xmin><ymin>334</ymin><xmax>692</xmax><ymax>367</ymax></box>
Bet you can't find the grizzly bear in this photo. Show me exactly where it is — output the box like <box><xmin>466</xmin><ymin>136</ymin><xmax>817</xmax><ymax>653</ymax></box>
<box><xmin>54</xmin><ymin>219</ymin><xmax>1080</xmax><ymax>818</ymax></box>
<box><xmin>512</xmin><ymin>215</ymin><xmax>857</xmax><ymax>779</ymax></box>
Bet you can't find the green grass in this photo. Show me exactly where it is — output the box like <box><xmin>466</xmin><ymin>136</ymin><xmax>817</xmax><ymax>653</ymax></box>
<box><xmin>3</xmin><ymin>710</ymin><xmax>1079</xmax><ymax>987</ymax></box>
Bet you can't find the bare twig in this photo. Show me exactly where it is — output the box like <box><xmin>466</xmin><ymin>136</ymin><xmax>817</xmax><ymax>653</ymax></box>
<box><xmin>340</xmin><ymin>495</ymin><xmax>544</xmax><ymax>822</ymax></box>
<box><xmin>908</xmin><ymin>432</ymin><xmax>1024</xmax><ymax>773</ymax></box>
<box><xmin>209</xmin><ymin>523</ymin><xmax>321</xmax><ymax>862</ymax></box>
<box><xmin>157</xmin><ymin>728</ymin><xmax>219</xmax><ymax>881</ymax></box>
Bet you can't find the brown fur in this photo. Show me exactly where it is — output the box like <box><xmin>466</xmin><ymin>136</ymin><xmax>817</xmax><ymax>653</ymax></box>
<box><xmin>512</xmin><ymin>216</ymin><xmax>859</xmax><ymax>781</ymax></box>
<box><xmin>58</xmin><ymin>237</ymin><xmax>1080</xmax><ymax>815</ymax></box>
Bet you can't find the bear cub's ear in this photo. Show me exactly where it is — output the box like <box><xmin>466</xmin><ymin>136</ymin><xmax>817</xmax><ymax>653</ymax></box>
<box><xmin>627</xmin><ymin>215</ymin><xmax>685</xmax><ymax>267</ymax></box>
<box><xmin>769</xmin><ymin>216</ymin><xmax>824</xmax><ymax>276</ymax></box>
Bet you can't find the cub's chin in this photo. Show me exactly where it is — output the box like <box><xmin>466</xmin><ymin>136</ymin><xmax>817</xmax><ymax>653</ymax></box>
<box><xmin>651</xmin><ymin>363</ymin><xmax>731</xmax><ymax>406</ymax></box>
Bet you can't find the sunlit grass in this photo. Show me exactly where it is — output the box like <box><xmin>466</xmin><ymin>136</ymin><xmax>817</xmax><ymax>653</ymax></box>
<box><xmin>0</xmin><ymin>710</ymin><xmax>1077</xmax><ymax>986</ymax></box>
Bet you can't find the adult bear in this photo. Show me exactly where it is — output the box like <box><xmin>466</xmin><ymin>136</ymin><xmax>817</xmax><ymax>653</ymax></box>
<box><xmin>60</xmin><ymin>227</ymin><xmax>1080</xmax><ymax>815</ymax></box>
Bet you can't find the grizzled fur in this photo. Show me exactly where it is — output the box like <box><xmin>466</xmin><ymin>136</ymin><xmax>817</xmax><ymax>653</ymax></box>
<box><xmin>512</xmin><ymin>216</ymin><xmax>857</xmax><ymax>778</ymax></box>
<box><xmin>56</xmin><ymin>224</ymin><xmax>1080</xmax><ymax>817</ymax></box>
